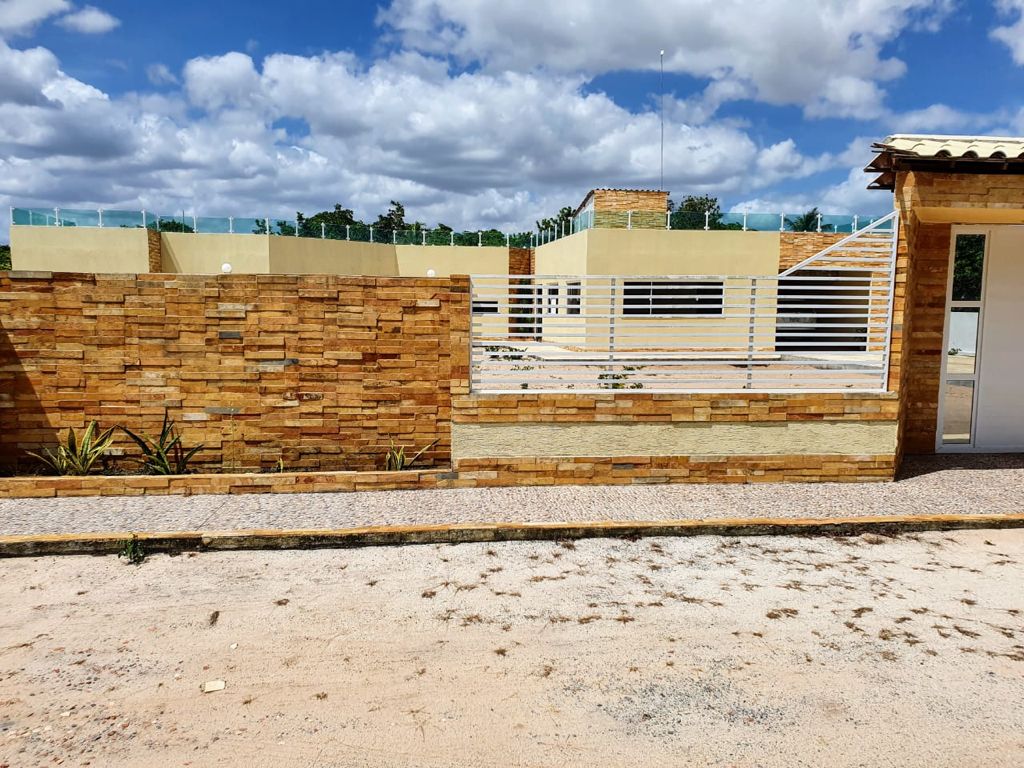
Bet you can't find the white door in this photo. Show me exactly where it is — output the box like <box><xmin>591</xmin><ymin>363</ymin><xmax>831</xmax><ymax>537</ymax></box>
<box><xmin>974</xmin><ymin>227</ymin><xmax>1024</xmax><ymax>450</ymax></box>
<box><xmin>939</xmin><ymin>226</ymin><xmax>1024</xmax><ymax>452</ymax></box>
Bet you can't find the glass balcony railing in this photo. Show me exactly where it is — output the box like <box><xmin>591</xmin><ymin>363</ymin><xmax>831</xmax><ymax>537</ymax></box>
<box><xmin>10</xmin><ymin>205</ymin><xmax>893</xmax><ymax>246</ymax></box>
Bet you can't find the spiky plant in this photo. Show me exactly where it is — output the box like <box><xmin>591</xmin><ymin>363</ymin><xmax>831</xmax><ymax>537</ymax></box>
<box><xmin>384</xmin><ymin>438</ymin><xmax>439</xmax><ymax>471</ymax></box>
<box><xmin>27</xmin><ymin>421</ymin><xmax>116</xmax><ymax>476</ymax></box>
<box><xmin>122</xmin><ymin>411</ymin><xmax>203</xmax><ymax>475</ymax></box>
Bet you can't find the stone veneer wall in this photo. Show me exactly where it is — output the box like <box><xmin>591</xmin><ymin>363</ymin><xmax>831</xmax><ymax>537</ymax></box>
<box><xmin>146</xmin><ymin>229</ymin><xmax>162</xmax><ymax>272</ymax></box>
<box><xmin>592</xmin><ymin>189</ymin><xmax>669</xmax><ymax>230</ymax></box>
<box><xmin>0</xmin><ymin>272</ymin><xmax>469</xmax><ymax>473</ymax></box>
<box><xmin>508</xmin><ymin>247</ymin><xmax>534</xmax><ymax>275</ymax></box>
<box><xmin>451</xmin><ymin>393</ymin><xmax>901</xmax><ymax>483</ymax></box>
<box><xmin>778</xmin><ymin>232</ymin><xmax>847</xmax><ymax>272</ymax></box>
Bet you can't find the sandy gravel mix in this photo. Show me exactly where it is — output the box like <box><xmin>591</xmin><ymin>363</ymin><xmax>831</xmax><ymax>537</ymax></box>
<box><xmin>1</xmin><ymin>455</ymin><xmax>1022</xmax><ymax>537</ymax></box>
<box><xmin>1</xmin><ymin>529</ymin><xmax>1022</xmax><ymax>767</ymax></box>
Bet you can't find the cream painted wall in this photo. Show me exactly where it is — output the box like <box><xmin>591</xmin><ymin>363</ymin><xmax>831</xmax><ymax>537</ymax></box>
<box><xmin>397</xmin><ymin>245</ymin><xmax>508</xmax><ymax>277</ymax></box>
<box><xmin>270</xmin><ymin>238</ymin><xmax>398</xmax><ymax>275</ymax></box>
<box><xmin>534</xmin><ymin>231</ymin><xmax>589</xmax><ymax>274</ymax></box>
<box><xmin>452</xmin><ymin>420</ymin><xmax>898</xmax><ymax>459</ymax></box>
<box><xmin>161</xmin><ymin>233</ymin><xmax>269</xmax><ymax>274</ymax></box>
<box><xmin>10</xmin><ymin>226</ymin><xmax>149</xmax><ymax>273</ymax></box>
<box><xmin>584</xmin><ymin>229</ymin><xmax>780</xmax><ymax>276</ymax></box>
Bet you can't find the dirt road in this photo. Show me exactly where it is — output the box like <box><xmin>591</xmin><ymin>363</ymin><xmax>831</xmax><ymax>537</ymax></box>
<box><xmin>1</xmin><ymin>530</ymin><xmax>1022</xmax><ymax>767</ymax></box>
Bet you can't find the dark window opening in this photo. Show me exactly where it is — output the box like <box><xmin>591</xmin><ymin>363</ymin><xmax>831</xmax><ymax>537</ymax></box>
<box><xmin>622</xmin><ymin>281</ymin><xmax>724</xmax><ymax>316</ymax></box>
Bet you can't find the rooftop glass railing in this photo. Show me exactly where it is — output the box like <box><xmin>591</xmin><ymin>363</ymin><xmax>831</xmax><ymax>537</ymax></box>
<box><xmin>11</xmin><ymin>205</ymin><xmax>893</xmax><ymax>247</ymax></box>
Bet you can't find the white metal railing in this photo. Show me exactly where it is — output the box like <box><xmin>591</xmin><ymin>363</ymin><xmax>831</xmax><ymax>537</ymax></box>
<box><xmin>470</xmin><ymin>212</ymin><xmax>899</xmax><ymax>393</ymax></box>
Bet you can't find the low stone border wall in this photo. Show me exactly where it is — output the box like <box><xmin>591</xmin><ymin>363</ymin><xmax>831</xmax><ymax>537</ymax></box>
<box><xmin>0</xmin><ymin>451</ymin><xmax>897</xmax><ymax>499</ymax></box>
<box><xmin>0</xmin><ymin>468</ymin><xmax>458</xmax><ymax>498</ymax></box>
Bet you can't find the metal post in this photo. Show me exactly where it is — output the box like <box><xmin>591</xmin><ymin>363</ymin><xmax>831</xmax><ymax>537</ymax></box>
<box><xmin>608</xmin><ymin>276</ymin><xmax>617</xmax><ymax>370</ymax></box>
<box><xmin>742</xmin><ymin>212</ymin><xmax>747</xmax><ymax>231</ymax></box>
<box><xmin>193</xmin><ymin>215</ymin><xmax>198</xmax><ymax>233</ymax></box>
<box><xmin>816</xmin><ymin>213</ymin><xmax>822</xmax><ymax>233</ymax></box>
<box><xmin>142</xmin><ymin>210</ymin><xmax>147</xmax><ymax>229</ymax></box>
<box><xmin>294</xmin><ymin>220</ymin><xmax>299</xmax><ymax>237</ymax></box>
<box><xmin>665</xmin><ymin>209</ymin><xmax>670</xmax><ymax>230</ymax></box>
<box><xmin>745</xmin><ymin>278</ymin><xmax>757</xmax><ymax>389</ymax></box>
<box><xmin>393</xmin><ymin>230</ymin><xmax>397</xmax><ymax>245</ymax></box>
<box><xmin>322</xmin><ymin>223</ymin><xmax>326</xmax><ymax>239</ymax></box>
<box><xmin>853</xmin><ymin>215</ymin><xmax>859</xmax><ymax>232</ymax></box>
<box><xmin>704</xmin><ymin>211</ymin><xmax>710</xmax><ymax>231</ymax></box>
<box><xmin>267</xmin><ymin>214</ymin><xmax>271</xmax><ymax>236</ymax></box>
<box><xmin>370</xmin><ymin>226</ymin><xmax>374</xmax><ymax>243</ymax></box>
<box><xmin>779</xmin><ymin>213</ymin><xmax>785</xmax><ymax>232</ymax></box>
<box><xmin>478</xmin><ymin>231</ymin><xmax>482</xmax><ymax>247</ymax></box>
<box><xmin>450</xmin><ymin>231</ymin><xmax>454</xmax><ymax>247</ymax></box>
<box><xmin>346</xmin><ymin>225</ymin><xmax>350</xmax><ymax>241</ymax></box>
<box><xmin>98</xmin><ymin>209</ymin><xmax>103</xmax><ymax>228</ymax></box>
<box><xmin>55</xmin><ymin>208</ymin><xmax>60</xmax><ymax>227</ymax></box>
<box><xmin>505</xmin><ymin>233</ymin><xmax>510</xmax><ymax>247</ymax></box>
<box><xmin>422</xmin><ymin>230</ymin><xmax>426</xmax><ymax>246</ymax></box>
<box><xmin>627</xmin><ymin>210</ymin><xmax>633</xmax><ymax>230</ymax></box>
<box><xmin>228</xmin><ymin>216</ymin><xmax>234</xmax><ymax>234</ymax></box>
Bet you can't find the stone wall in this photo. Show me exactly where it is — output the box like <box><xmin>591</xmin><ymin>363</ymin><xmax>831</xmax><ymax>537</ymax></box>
<box><xmin>778</xmin><ymin>232</ymin><xmax>847</xmax><ymax>271</ymax></box>
<box><xmin>508</xmin><ymin>247</ymin><xmax>534</xmax><ymax>275</ymax></box>
<box><xmin>147</xmin><ymin>229</ymin><xmax>162</xmax><ymax>272</ymax></box>
<box><xmin>591</xmin><ymin>189</ymin><xmax>669</xmax><ymax>229</ymax></box>
<box><xmin>0</xmin><ymin>272</ymin><xmax>469</xmax><ymax>473</ymax></box>
<box><xmin>452</xmin><ymin>392</ymin><xmax>901</xmax><ymax>483</ymax></box>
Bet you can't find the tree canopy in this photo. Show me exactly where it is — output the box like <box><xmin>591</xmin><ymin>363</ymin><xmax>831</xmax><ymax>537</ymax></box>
<box><xmin>0</xmin><ymin>244</ymin><xmax>11</xmax><ymax>271</ymax></box>
<box><xmin>785</xmin><ymin>207</ymin><xmax>833</xmax><ymax>232</ymax></box>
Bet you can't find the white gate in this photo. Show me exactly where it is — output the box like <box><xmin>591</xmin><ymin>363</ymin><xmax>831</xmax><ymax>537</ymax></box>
<box><xmin>470</xmin><ymin>212</ymin><xmax>898</xmax><ymax>393</ymax></box>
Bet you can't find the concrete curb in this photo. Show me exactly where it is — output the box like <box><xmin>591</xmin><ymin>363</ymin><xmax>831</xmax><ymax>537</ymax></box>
<box><xmin>2</xmin><ymin>513</ymin><xmax>1024</xmax><ymax>557</ymax></box>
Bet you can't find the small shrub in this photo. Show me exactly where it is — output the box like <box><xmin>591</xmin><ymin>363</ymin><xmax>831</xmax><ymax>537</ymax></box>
<box><xmin>118</xmin><ymin>535</ymin><xmax>146</xmax><ymax>565</ymax></box>
<box><xmin>27</xmin><ymin>421</ymin><xmax>116</xmax><ymax>476</ymax></box>
<box><xmin>122</xmin><ymin>411</ymin><xmax>203</xmax><ymax>475</ymax></box>
<box><xmin>384</xmin><ymin>439</ymin><xmax>439</xmax><ymax>471</ymax></box>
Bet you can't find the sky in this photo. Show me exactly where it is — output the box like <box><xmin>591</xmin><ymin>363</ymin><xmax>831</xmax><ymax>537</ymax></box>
<box><xmin>3</xmin><ymin>0</ymin><xmax>1024</xmax><ymax>242</ymax></box>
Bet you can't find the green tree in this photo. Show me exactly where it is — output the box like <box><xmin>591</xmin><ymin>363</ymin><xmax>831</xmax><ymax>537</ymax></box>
<box><xmin>150</xmin><ymin>218</ymin><xmax>194</xmax><ymax>233</ymax></box>
<box><xmin>0</xmin><ymin>244</ymin><xmax>11</xmax><ymax>271</ymax></box>
<box><xmin>785</xmin><ymin>207</ymin><xmax>833</xmax><ymax>232</ymax></box>
<box><xmin>536</xmin><ymin>206</ymin><xmax>573</xmax><ymax>234</ymax></box>
<box><xmin>297</xmin><ymin>204</ymin><xmax>359</xmax><ymax>239</ymax></box>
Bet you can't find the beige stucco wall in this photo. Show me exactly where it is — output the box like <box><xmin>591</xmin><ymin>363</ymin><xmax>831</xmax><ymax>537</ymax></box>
<box><xmin>452</xmin><ymin>420</ymin><xmax>898</xmax><ymax>459</ymax></box>
<box><xmin>584</xmin><ymin>229</ymin><xmax>780</xmax><ymax>276</ymax></box>
<box><xmin>397</xmin><ymin>245</ymin><xmax>509</xmax><ymax>277</ymax></box>
<box><xmin>10</xmin><ymin>226</ymin><xmax>149</xmax><ymax>273</ymax></box>
<box><xmin>161</xmin><ymin>233</ymin><xmax>269</xmax><ymax>274</ymax></box>
<box><xmin>534</xmin><ymin>231</ymin><xmax>589</xmax><ymax>274</ymax></box>
<box><xmin>270</xmin><ymin>238</ymin><xmax>398</xmax><ymax>275</ymax></box>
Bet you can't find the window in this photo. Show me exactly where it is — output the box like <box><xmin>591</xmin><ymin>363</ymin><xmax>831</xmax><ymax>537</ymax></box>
<box><xmin>472</xmin><ymin>300</ymin><xmax>499</xmax><ymax>314</ymax></box>
<box><xmin>567</xmin><ymin>282</ymin><xmax>581</xmax><ymax>315</ymax></box>
<box><xmin>622</xmin><ymin>281</ymin><xmax>723</xmax><ymax>316</ymax></box>
<box><xmin>546</xmin><ymin>285</ymin><xmax>560</xmax><ymax>315</ymax></box>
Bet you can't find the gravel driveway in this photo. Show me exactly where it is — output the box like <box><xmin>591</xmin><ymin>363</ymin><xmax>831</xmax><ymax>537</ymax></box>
<box><xmin>1</xmin><ymin>529</ymin><xmax>1021</xmax><ymax>767</ymax></box>
<box><xmin>0</xmin><ymin>455</ymin><xmax>1021</xmax><ymax>537</ymax></box>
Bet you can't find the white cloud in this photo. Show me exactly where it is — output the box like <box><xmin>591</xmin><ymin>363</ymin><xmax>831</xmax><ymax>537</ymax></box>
<box><xmin>56</xmin><ymin>5</ymin><xmax>119</xmax><ymax>34</ymax></box>
<box><xmin>993</xmin><ymin>1</ymin><xmax>1024</xmax><ymax>64</ymax></box>
<box><xmin>380</xmin><ymin>0</ymin><xmax>953</xmax><ymax>119</ymax></box>
<box><xmin>184</xmin><ymin>52</ymin><xmax>261</xmax><ymax>111</ymax></box>
<box><xmin>146</xmin><ymin>63</ymin><xmax>179</xmax><ymax>86</ymax></box>
<box><xmin>0</xmin><ymin>0</ymin><xmax>70</xmax><ymax>37</ymax></box>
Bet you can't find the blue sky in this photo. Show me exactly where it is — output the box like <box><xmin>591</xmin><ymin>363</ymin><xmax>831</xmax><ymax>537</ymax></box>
<box><xmin>3</xmin><ymin>0</ymin><xmax>1024</xmax><ymax>240</ymax></box>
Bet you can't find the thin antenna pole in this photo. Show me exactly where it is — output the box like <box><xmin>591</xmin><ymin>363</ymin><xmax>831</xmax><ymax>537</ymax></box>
<box><xmin>659</xmin><ymin>49</ymin><xmax>665</xmax><ymax>192</ymax></box>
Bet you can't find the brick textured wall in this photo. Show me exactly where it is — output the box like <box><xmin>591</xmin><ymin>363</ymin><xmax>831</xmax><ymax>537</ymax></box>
<box><xmin>778</xmin><ymin>232</ymin><xmax>847</xmax><ymax>271</ymax></box>
<box><xmin>0</xmin><ymin>273</ymin><xmax>469</xmax><ymax>473</ymax></box>
<box><xmin>146</xmin><ymin>229</ymin><xmax>162</xmax><ymax>272</ymax></box>
<box><xmin>453</xmin><ymin>392</ymin><xmax>900</xmax><ymax>483</ymax></box>
<box><xmin>508</xmin><ymin>247</ymin><xmax>534</xmax><ymax>275</ymax></box>
<box><xmin>590</xmin><ymin>190</ymin><xmax>669</xmax><ymax>229</ymax></box>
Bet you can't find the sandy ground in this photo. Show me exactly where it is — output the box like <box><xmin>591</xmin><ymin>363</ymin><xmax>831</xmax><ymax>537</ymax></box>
<box><xmin>1</xmin><ymin>530</ymin><xmax>1022</xmax><ymax>768</ymax></box>
<box><xmin>2</xmin><ymin>455</ymin><xmax>1023</xmax><ymax>537</ymax></box>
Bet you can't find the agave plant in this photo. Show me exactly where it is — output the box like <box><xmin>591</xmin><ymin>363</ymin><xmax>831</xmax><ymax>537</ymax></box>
<box><xmin>384</xmin><ymin>438</ymin><xmax>439</xmax><ymax>471</ymax></box>
<box><xmin>122</xmin><ymin>412</ymin><xmax>203</xmax><ymax>475</ymax></box>
<box><xmin>27</xmin><ymin>420</ymin><xmax>116</xmax><ymax>476</ymax></box>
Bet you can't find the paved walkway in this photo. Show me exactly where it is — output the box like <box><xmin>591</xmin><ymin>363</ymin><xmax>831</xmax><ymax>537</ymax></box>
<box><xmin>0</xmin><ymin>455</ymin><xmax>1021</xmax><ymax>536</ymax></box>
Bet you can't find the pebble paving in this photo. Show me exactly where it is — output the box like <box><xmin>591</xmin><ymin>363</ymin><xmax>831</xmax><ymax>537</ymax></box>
<box><xmin>1</xmin><ymin>455</ymin><xmax>1021</xmax><ymax>536</ymax></box>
